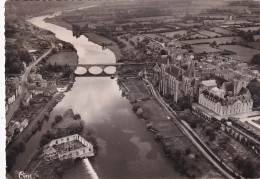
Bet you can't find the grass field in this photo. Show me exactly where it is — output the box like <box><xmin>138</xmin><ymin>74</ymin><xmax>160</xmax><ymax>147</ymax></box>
<box><xmin>188</xmin><ymin>33</ymin><xmax>208</xmax><ymax>39</ymax></box>
<box><xmin>181</xmin><ymin>36</ymin><xmax>243</xmax><ymax>45</ymax></box>
<box><xmin>219</xmin><ymin>45</ymin><xmax>260</xmax><ymax>62</ymax></box>
<box><xmin>237</xmin><ymin>26</ymin><xmax>260</xmax><ymax>32</ymax></box>
<box><xmin>210</xmin><ymin>27</ymin><xmax>237</xmax><ymax>36</ymax></box>
<box><xmin>191</xmin><ymin>44</ymin><xmax>221</xmax><ymax>54</ymax></box>
<box><xmin>198</xmin><ymin>30</ymin><xmax>221</xmax><ymax>38</ymax></box>
<box><xmin>246</xmin><ymin>42</ymin><xmax>260</xmax><ymax>50</ymax></box>
<box><xmin>161</xmin><ymin>30</ymin><xmax>187</xmax><ymax>38</ymax></box>
<box><xmin>253</xmin><ymin>35</ymin><xmax>260</xmax><ymax>41</ymax></box>
<box><xmin>144</xmin><ymin>34</ymin><xmax>169</xmax><ymax>42</ymax></box>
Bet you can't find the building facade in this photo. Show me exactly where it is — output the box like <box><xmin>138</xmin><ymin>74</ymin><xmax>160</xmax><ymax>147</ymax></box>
<box><xmin>198</xmin><ymin>79</ymin><xmax>253</xmax><ymax>116</ymax></box>
<box><xmin>43</xmin><ymin>134</ymin><xmax>94</xmax><ymax>162</ymax></box>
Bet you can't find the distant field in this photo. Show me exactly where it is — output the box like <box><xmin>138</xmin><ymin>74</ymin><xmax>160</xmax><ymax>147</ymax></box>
<box><xmin>224</xmin><ymin>20</ymin><xmax>253</xmax><ymax>25</ymax></box>
<box><xmin>191</xmin><ymin>44</ymin><xmax>221</xmax><ymax>54</ymax></box>
<box><xmin>188</xmin><ymin>33</ymin><xmax>208</xmax><ymax>39</ymax></box>
<box><xmin>144</xmin><ymin>34</ymin><xmax>169</xmax><ymax>42</ymax></box>
<box><xmin>161</xmin><ymin>30</ymin><xmax>187</xmax><ymax>38</ymax></box>
<box><xmin>46</xmin><ymin>51</ymin><xmax>78</xmax><ymax>67</ymax></box>
<box><xmin>181</xmin><ymin>36</ymin><xmax>243</xmax><ymax>45</ymax></box>
<box><xmin>237</xmin><ymin>26</ymin><xmax>260</xmax><ymax>32</ymax></box>
<box><xmin>148</xmin><ymin>28</ymin><xmax>169</xmax><ymax>33</ymax></box>
<box><xmin>253</xmin><ymin>35</ymin><xmax>260</xmax><ymax>41</ymax></box>
<box><xmin>198</xmin><ymin>30</ymin><xmax>221</xmax><ymax>38</ymax></box>
<box><xmin>210</xmin><ymin>27</ymin><xmax>237</xmax><ymax>35</ymax></box>
<box><xmin>246</xmin><ymin>42</ymin><xmax>260</xmax><ymax>50</ymax></box>
<box><xmin>219</xmin><ymin>45</ymin><xmax>260</xmax><ymax>62</ymax></box>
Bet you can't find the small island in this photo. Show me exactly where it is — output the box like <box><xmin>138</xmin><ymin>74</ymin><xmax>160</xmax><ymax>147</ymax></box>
<box><xmin>21</xmin><ymin>109</ymin><xmax>98</xmax><ymax>179</ymax></box>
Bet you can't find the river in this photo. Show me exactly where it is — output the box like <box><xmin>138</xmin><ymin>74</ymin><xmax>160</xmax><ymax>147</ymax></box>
<box><xmin>10</xmin><ymin>8</ymin><xmax>181</xmax><ymax>179</ymax></box>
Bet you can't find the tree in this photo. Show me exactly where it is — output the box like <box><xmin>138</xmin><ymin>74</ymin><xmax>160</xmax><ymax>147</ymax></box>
<box><xmin>52</xmin><ymin>48</ymin><xmax>57</xmax><ymax>54</ymax></box>
<box><xmin>242</xmin><ymin>160</ymin><xmax>255</xmax><ymax>178</ymax></box>
<box><xmin>19</xmin><ymin>50</ymin><xmax>32</xmax><ymax>65</ymax></box>
<box><xmin>184</xmin><ymin>147</ymin><xmax>191</xmax><ymax>155</ymax></box>
<box><xmin>73</xmin><ymin>114</ymin><xmax>81</xmax><ymax>120</ymax></box>
<box><xmin>247</xmin><ymin>79</ymin><xmax>260</xmax><ymax>107</ymax></box>
<box><xmin>55</xmin><ymin>115</ymin><xmax>63</xmax><ymax>124</ymax></box>
<box><xmin>251</xmin><ymin>54</ymin><xmax>260</xmax><ymax>65</ymax></box>
<box><xmin>160</xmin><ymin>49</ymin><xmax>168</xmax><ymax>55</ymax></box>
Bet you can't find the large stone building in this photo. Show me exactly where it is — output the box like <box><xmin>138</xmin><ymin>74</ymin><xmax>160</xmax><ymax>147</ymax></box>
<box><xmin>197</xmin><ymin>79</ymin><xmax>253</xmax><ymax>116</ymax></box>
<box><xmin>43</xmin><ymin>134</ymin><xmax>94</xmax><ymax>162</ymax></box>
<box><xmin>158</xmin><ymin>62</ymin><xmax>199</xmax><ymax>102</ymax></box>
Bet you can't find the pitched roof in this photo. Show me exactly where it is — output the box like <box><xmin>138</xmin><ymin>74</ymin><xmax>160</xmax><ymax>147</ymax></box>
<box><xmin>165</xmin><ymin>65</ymin><xmax>183</xmax><ymax>80</ymax></box>
<box><xmin>201</xmin><ymin>80</ymin><xmax>217</xmax><ymax>87</ymax></box>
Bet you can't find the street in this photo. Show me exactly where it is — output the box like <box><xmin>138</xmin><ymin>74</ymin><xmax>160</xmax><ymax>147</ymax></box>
<box><xmin>6</xmin><ymin>43</ymin><xmax>54</xmax><ymax>125</ymax></box>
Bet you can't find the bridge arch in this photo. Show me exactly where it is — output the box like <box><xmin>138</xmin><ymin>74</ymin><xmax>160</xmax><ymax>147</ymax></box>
<box><xmin>75</xmin><ymin>67</ymin><xmax>87</xmax><ymax>75</ymax></box>
<box><xmin>88</xmin><ymin>66</ymin><xmax>103</xmax><ymax>75</ymax></box>
<box><xmin>104</xmin><ymin>66</ymin><xmax>116</xmax><ymax>74</ymax></box>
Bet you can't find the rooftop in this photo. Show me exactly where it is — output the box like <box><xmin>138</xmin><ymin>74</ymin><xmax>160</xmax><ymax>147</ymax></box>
<box><xmin>201</xmin><ymin>80</ymin><xmax>217</xmax><ymax>87</ymax></box>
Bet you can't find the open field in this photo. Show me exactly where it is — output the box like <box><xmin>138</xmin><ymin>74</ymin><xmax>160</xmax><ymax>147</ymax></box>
<box><xmin>161</xmin><ymin>30</ymin><xmax>187</xmax><ymax>38</ymax></box>
<box><xmin>237</xmin><ymin>26</ymin><xmax>260</xmax><ymax>32</ymax></box>
<box><xmin>253</xmin><ymin>35</ymin><xmax>260</xmax><ymax>41</ymax></box>
<box><xmin>188</xmin><ymin>33</ymin><xmax>208</xmax><ymax>39</ymax></box>
<box><xmin>224</xmin><ymin>20</ymin><xmax>253</xmax><ymax>25</ymax></box>
<box><xmin>181</xmin><ymin>36</ymin><xmax>243</xmax><ymax>45</ymax></box>
<box><xmin>210</xmin><ymin>27</ymin><xmax>237</xmax><ymax>36</ymax></box>
<box><xmin>144</xmin><ymin>34</ymin><xmax>170</xmax><ymax>43</ymax></box>
<box><xmin>246</xmin><ymin>42</ymin><xmax>260</xmax><ymax>50</ymax></box>
<box><xmin>219</xmin><ymin>45</ymin><xmax>260</xmax><ymax>62</ymax></box>
<box><xmin>198</xmin><ymin>30</ymin><xmax>221</xmax><ymax>38</ymax></box>
<box><xmin>191</xmin><ymin>44</ymin><xmax>221</xmax><ymax>54</ymax></box>
<box><xmin>46</xmin><ymin>51</ymin><xmax>78</xmax><ymax>67</ymax></box>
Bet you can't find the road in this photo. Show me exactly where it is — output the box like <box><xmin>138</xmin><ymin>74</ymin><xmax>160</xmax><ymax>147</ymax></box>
<box><xmin>144</xmin><ymin>79</ymin><xmax>240</xmax><ymax>179</ymax></box>
<box><xmin>6</xmin><ymin>43</ymin><xmax>55</xmax><ymax>125</ymax></box>
<box><xmin>7</xmin><ymin>92</ymin><xmax>62</xmax><ymax>150</ymax></box>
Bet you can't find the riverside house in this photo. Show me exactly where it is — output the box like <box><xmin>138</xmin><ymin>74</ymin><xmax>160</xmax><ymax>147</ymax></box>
<box><xmin>43</xmin><ymin>134</ymin><xmax>94</xmax><ymax>162</ymax></box>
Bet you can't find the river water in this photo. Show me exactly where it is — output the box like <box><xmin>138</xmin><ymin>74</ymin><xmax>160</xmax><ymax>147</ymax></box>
<box><xmin>10</xmin><ymin>9</ymin><xmax>181</xmax><ymax>179</ymax></box>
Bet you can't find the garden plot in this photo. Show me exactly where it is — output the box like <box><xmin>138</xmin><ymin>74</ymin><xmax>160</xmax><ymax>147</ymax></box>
<box><xmin>219</xmin><ymin>45</ymin><xmax>260</xmax><ymax>62</ymax></box>
<box><xmin>191</xmin><ymin>44</ymin><xmax>221</xmax><ymax>54</ymax></box>
<box><xmin>210</xmin><ymin>27</ymin><xmax>237</xmax><ymax>36</ymax></box>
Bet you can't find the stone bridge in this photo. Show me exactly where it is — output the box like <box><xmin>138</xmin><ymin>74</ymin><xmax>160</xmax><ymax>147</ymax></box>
<box><xmin>73</xmin><ymin>63</ymin><xmax>145</xmax><ymax>77</ymax></box>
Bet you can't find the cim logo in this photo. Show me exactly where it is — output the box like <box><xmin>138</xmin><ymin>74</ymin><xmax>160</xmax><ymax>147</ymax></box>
<box><xmin>18</xmin><ymin>171</ymin><xmax>33</xmax><ymax>179</ymax></box>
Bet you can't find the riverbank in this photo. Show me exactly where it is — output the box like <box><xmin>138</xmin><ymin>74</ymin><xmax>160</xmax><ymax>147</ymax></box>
<box><xmin>6</xmin><ymin>29</ymin><xmax>79</xmax><ymax>178</ymax></box>
<box><xmin>84</xmin><ymin>33</ymin><xmax>123</xmax><ymax>62</ymax></box>
<box><xmin>118</xmin><ymin>77</ymin><xmax>222</xmax><ymax>178</ymax></box>
<box><xmin>44</xmin><ymin>16</ymin><xmax>123</xmax><ymax>62</ymax></box>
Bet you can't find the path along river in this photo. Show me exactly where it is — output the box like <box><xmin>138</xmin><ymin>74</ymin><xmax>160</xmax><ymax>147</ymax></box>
<box><xmin>10</xmin><ymin>7</ymin><xmax>181</xmax><ymax>179</ymax></box>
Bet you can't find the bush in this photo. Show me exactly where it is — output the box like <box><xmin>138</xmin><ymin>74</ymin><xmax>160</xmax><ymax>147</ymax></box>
<box><xmin>54</xmin><ymin>115</ymin><xmax>63</xmax><ymax>125</ymax></box>
<box><xmin>184</xmin><ymin>147</ymin><xmax>191</xmax><ymax>155</ymax></box>
<box><xmin>132</xmin><ymin>104</ymin><xmax>140</xmax><ymax>112</ymax></box>
<box><xmin>73</xmin><ymin>114</ymin><xmax>81</xmax><ymax>120</ymax></box>
<box><xmin>154</xmin><ymin>133</ymin><xmax>162</xmax><ymax>141</ymax></box>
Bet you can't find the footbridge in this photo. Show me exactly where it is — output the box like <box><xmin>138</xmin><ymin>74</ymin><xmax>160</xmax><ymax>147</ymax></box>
<box><xmin>73</xmin><ymin>63</ymin><xmax>145</xmax><ymax>77</ymax></box>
